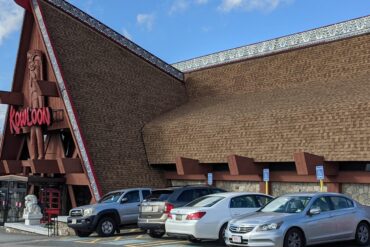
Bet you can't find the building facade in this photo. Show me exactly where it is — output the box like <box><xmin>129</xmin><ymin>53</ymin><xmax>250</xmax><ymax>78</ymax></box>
<box><xmin>0</xmin><ymin>0</ymin><xmax>369</xmax><ymax>222</ymax></box>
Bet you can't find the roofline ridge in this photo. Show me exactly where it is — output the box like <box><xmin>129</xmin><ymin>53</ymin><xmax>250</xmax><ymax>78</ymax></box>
<box><xmin>173</xmin><ymin>15</ymin><xmax>370</xmax><ymax>72</ymax></box>
<box><xmin>43</xmin><ymin>0</ymin><xmax>184</xmax><ymax>81</ymax></box>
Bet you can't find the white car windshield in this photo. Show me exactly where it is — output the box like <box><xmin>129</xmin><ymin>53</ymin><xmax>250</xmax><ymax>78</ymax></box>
<box><xmin>99</xmin><ymin>192</ymin><xmax>123</xmax><ymax>203</ymax></box>
<box><xmin>261</xmin><ymin>196</ymin><xmax>312</xmax><ymax>213</ymax></box>
<box><xmin>186</xmin><ymin>196</ymin><xmax>225</xmax><ymax>207</ymax></box>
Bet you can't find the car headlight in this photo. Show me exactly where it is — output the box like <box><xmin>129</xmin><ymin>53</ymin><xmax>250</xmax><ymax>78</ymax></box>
<box><xmin>257</xmin><ymin>222</ymin><xmax>283</xmax><ymax>231</ymax></box>
<box><xmin>83</xmin><ymin>208</ymin><xmax>93</xmax><ymax>217</ymax></box>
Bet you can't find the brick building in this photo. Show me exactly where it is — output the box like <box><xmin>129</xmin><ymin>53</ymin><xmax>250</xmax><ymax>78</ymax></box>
<box><xmin>0</xmin><ymin>0</ymin><xmax>370</xmax><ymax>221</ymax></box>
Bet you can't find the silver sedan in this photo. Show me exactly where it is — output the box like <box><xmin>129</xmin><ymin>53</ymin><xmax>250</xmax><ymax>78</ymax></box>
<box><xmin>225</xmin><ymin>192</ymin><xmax>370</xmax><ymax>247</ymax></box>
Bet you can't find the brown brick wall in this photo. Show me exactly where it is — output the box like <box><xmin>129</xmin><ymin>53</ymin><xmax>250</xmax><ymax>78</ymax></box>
<box><xmin>39</xmin><ymin>1</ymin><xmax>187</xmax><ymax>194</ymax></box>
<box><xmin>143</xmin><ymin>34</ymin><xmax>370</xmax><ymax>164</ymax></box>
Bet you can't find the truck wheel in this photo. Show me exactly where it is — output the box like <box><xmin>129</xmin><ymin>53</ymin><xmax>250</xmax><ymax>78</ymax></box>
<box><xmin>148</xmin><ymin>229</ymin><xmax>165</xmax><ymax>238</ymax></box>
<box><xmin>74</xmin><ymin>230</ymin><xmax>92</xmax><ymax>237</ymax></box>
<box><xmin>97</xmin><ymin>217</ymin><xmax>116</xmax><ymax>237</ymax></box>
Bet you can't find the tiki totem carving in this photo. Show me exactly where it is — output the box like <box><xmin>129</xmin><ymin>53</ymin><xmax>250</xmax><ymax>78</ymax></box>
<box><xmin>27</xmin><ymin>50</ymin><xmax>45</xmax><ymax>160</ymax></box>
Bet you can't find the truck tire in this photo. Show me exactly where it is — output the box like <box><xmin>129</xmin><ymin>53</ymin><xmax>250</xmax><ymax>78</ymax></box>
<box><xmin>75</xmin><ymin>230</ymin><xmax>92</xmax><ymax>237</ymax></box>
<box><xmin>96</xmin><ymin>217</ymin><xmax>116</xmax><ymax>237</ymax></box>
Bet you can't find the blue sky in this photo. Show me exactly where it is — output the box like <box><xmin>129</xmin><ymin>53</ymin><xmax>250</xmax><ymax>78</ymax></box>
<box><xmin>0</xmin><ymin>0</ymin><xmax>369</xmax><ymax>131</ymax></box>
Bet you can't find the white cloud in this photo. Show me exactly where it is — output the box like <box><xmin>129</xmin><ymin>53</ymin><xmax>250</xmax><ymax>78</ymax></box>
<box><xmin>169</xmin><ymin>0</ymin><xmax>208</xmax><ymax>15</ymax></box>
<box><xmin>218</xmin><ymin>0</ymin><xmax>293</xmax><ymax>12</ymax></box>
<box><xmin>169</xmin><ymin>0</ymin><xmax>188</xmax><ymax>15</ymax></box>
<box><xmin>122</xmin><ymin>28</ymin><xmax>133</xmax><ymax>41</ymax></box>
<box><xmin>0</xmin><ymin>0</ymin><xmax>24</xmax><ymax>45</ymax></box>
<box><xmin>137</xmin><ymin>13</ymin><xmax>155</xmax><ymax>31</ymax></box>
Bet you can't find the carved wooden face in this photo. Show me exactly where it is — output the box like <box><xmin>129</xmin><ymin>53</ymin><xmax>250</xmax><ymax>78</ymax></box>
<box><xmin>27</xmin><ymin>50</ymin><xmax>42</xmax><ymax>72</ymax></box>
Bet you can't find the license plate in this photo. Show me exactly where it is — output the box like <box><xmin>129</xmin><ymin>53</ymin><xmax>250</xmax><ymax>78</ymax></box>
<box><xmin>142</xmin><ymin>206</ymin><xmax>158</xmax><ymax>212</ymax></box>
<box><xmin>72</xmin><ymin>219</ymin><xmax>77</xmax><ymax>224</ymax></box>
<box><xmin>176</xmin><ymin>215</ymin><xmax>182</xmax><ymax>221</ymax></box>
<box><xmin>232</xmin><ymin>235</ymin><xmax>242</xmax><ymax>243</ymax></box>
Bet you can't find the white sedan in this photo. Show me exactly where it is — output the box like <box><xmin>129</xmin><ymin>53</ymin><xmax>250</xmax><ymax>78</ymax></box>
<box><xmin>165</xmin><ymin>192</ymin><xmax>273</xmax><ymax>244</ymax></box>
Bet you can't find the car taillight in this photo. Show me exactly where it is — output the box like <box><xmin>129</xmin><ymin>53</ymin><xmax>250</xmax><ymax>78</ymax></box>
<box><xmin>164</xmin><ymin>203</ymin><xmax>174</xmax><ymax>214</ymax></box>
<box><xmin>186</xmin><ymin>212</ymin><xmax>206</xmax><ymax>220</ymax></box>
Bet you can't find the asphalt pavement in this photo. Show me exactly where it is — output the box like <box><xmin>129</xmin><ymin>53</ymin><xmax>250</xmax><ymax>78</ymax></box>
<box><xmin>0</xmin><ymin>227</ymin><xmax>368</xmax><ymax>247</ymax></box>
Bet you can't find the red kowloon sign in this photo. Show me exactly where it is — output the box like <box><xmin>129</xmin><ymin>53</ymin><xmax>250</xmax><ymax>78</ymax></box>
<box><xmin>9</xmin><ymin>106</ymin><xmax>52</xmax><ymax>134</ymax></box>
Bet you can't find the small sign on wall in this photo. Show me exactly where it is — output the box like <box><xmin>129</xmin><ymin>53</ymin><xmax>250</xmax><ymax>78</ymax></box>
<box><xmin>207</xmin><ymin>173</ymin><xmax>213</xmax><ymax>186</ymax></box>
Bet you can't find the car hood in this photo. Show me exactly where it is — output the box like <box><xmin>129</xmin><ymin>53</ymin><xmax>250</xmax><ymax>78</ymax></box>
<box><xmin>231</xmin><ymin>212</ymin><xmax>293</xmax><ymax>226</ymax></box>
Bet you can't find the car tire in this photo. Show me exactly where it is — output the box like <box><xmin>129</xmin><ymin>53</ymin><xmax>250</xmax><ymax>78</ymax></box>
<box><xmin>96</xmin><ymin>217</ymin><xmax>116</xmax><ymax>237</ymax></box>
<box><xmin>284</xmin><ymin>228</ymin><xmax>305</xmax><ymax>247</ymax></box>
<box><xmin>74</xmin><ymin>230</ymin><xmax>92</xmax><ymax>237</ymax></box>
<box><xmin>355</xmin><ymin>222</ymin><xmax>370</xmax><ymax>246</ymax></box>
<box><xmin>218</xmin><ymin>223</ymin><xmax>228</xmax><ymax>245</ymax></box>
<box><xmin>148</xmin><ymin>229</ymin><xmax>165</xmax><ymax>238</ymax></box>
<box><xmin>189</xmin><ymin>237</ymin><xmax>201</xmax><ymax>243</ymax></box>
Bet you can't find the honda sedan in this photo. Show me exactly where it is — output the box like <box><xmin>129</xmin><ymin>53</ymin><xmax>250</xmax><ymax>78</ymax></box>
<box><xmin>225</xmin><ymin>192</ymin><xmax>370</xmax><ymax>247</ymax></box>
<box><xmin>165</xmin><ymin>192</ymin><xmax>273</xmax><ymax>244</ymax></box>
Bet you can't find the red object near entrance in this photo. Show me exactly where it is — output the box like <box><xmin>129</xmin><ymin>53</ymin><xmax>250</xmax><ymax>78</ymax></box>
<box><xmin>39</xmin><ymin>188</ymin><xmax>61</xmax><ymax>223</ymax></box>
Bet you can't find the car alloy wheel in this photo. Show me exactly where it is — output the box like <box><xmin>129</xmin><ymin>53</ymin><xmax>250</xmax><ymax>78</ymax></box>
<box><xmin>284</xmin><ymin>228</ymin><xmax>305</xmax><ymax>247</ymax></box>
<box><xmin>102</xmin><ymin>220</ymin><xmax>114</xmax><ymax>234</ymax></box>
<box><xmin>356</xmin><ymin>222</ymin><xmax>370</xmax><ymax>246</ymax></box>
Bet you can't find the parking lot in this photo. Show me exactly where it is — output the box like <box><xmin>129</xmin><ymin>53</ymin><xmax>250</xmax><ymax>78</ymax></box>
<box><xmin>0</xmin><ymin>227</ymin><xmax>367</xmax><ymax>247</ymax></box>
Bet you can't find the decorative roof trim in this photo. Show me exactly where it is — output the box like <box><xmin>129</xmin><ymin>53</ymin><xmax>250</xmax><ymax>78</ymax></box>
<box><xmin>173</xmin><ymin>15</ymin><xmax>370</xmax><ymax>72</ymax></box>
<box><xmin>33</xmin><ymin>0</ymin><xmax>102</xmax><ymax>200</ymax></box>
<box><xmin>43</xmin><ymin>0</ymin><xmax>184</xmax><ymax>81</ymax></box>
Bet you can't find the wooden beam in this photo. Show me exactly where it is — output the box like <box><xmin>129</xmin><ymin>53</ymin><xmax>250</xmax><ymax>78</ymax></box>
<box><xmin>3</xmin><ymin>160</ymin><xmax>23</xmax><ymax>174</ymax></box>
<box><xmin>30</xmin><ymin>159</ymin><xmax>60</xmax><ymax>174</ymax></box>
<box><xmin>0</xmin><ymin>91</ymin><xmax>23</xmax><ymax>105</ymax></box>
<box><xmin>36</xmin><ymin>80</ymin><xmax>59</xmax><ymax>97</ymax></box>
<box><xmin>0</xmin><ymin>161</ymin><xmax>5</xmax><ymax>174</ymax></box>
<box><xmin>227</xmin><ymin>155</ymin><xmax>262</xmax><ymax>175</ymax></box>
<box><xmin>293</xmin><ymin>152</ymin><xmax>338</xmax><ymax>176</ymax></box>
<box><xmin>57</xmin><ymin>158</ymin><xmax>83</xmax><ymax>174</ymax></box>
<box><xmin>66</xmin><ymin>173</ymin><xmax>90</xmax><ymax>186</ymax></box>
<box><xmin>67</xmin><ymin>185</ymin><xmax>77</xmax><ymax>208</ymax></box>
<box><xmin>164</xmin><ymin>171</ymin><xmax>206</xmax><ymax>180</ymax></box>
<box><xmin>175</xmin><ymin>157</ymin><xmax>211</xmax><ymax>175</ymax></box>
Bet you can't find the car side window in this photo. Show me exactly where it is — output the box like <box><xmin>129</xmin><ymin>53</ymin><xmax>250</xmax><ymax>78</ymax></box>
<box><xmin>177</xmin><ymin>190</ymin><xmax>194</xmax><ymax>203</ymax></box>
<box><xmin>142</xmin><ymin>190</ymin><xmax>151</xmax><ymax>200</ymax></box>
<box><xmin>330</xmin><ymin>196</ymin><xmax>352</xmax><ymax>210</ymax></box>
<box><xmin>123</xmin><ymin>191</ymin><xmax>140</xmax><ymax>203</ymax></box>
<box><xmin>255</xmin><ymin>195</ymin><xmax>273</xmax><ymax>207</ymax></box>
<box><xmin>311</xmin><ymin>196</ymin><xmax>331</xmax><ymax>212</ymax></box>
<box><xmin>346</xmin><ymin>199</ymin><xmax>354</xmax><ymax>208</ymax></box>
<box><xmin>230</xmin><ymin>195</ymin><xmax>258</xmax><ymax>208</ymax></box>
<box><xmin>211</xmin><ymin>188</ymin><xmax>225</xmax><ymax>194</ymax></box>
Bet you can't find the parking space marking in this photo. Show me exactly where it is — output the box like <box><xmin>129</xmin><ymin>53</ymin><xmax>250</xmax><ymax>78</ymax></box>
<box><xmin>114</xmin><ymin>237</ymin><xmax>122</xmax><ymax>241</ymax></box>
<box><xmin>125</xmin><ymin>240</ymin><xmax>188</xmax><ymax>247</ymax></box>
<box><xmin>135</xmin><ymin>235</ymin><xmax>145</xmax><ymax>239</ymax></box>
<box><xmin>75</xmin><ymin>238</ymin><xmax>102</xmax><ymax>244</ymax></box>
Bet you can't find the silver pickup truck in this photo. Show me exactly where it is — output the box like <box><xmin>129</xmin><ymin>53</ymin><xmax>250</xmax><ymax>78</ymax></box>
<box><xmin>68</xmin><ymin>188</ymin><xmax>151</xmax><ymax>237</ymax></box>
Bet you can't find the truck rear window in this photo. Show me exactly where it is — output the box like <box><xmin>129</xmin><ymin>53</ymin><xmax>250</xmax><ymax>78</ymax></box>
<box><xmin>145</xmin><ymin>190</ymin><xmax>174</xmax><ymax>201</ymax></box>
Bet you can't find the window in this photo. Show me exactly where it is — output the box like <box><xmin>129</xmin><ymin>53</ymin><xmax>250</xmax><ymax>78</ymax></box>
<box><xmin>330</xmin><ymin>196</ymin><xmax>353</xmax><ymax>210</ymax></box>
<box><xmin>99</xmin><ymin>192</ymin><xmax>123</xmax><ymax>203</ymax></box>
<box><xmin>194</xmin><ymin>189</ymin><xmax>210</xmax><ymax>198</ymax></box>
<box><xmin>186</xmin><ymin>196</ymin><xmax>225</xmax><ymax>207</ymax></box>
<box><xmin>211</xmin><ymin>188</ymin><xmax>226</xmax><ymax>194</ymax></box>
<box><xmin>255</xmin><ymin>195</ymin><xmax>273</xmax><ymax>207</ymax></box>
<box><xmin>142</xmin><ymin>190</ymin><xmax>151</xmax><ymax>200</ymax></box>
<box><xmin>123</xmin><ymin>191</ymin><xmax>140</xmax><ymax>203</ymax></box>
<box><xmin>311</xmin><ymin>197</ymin><xmax>331</xmax><ymax>212</ymax></box>
<box><xmin>177</xmin><ymin>190</ymin><xmax>194</xmax><ymax>203</ymax></box>
<box><xmin>230</xmin><ymin>195</ymin><xmax>257</xmax><ymax>208</ymax></box>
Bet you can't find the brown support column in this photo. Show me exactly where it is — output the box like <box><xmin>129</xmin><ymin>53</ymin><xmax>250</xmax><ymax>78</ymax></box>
<box><xmin>0</xmin><ymin>161</ymin><xmax>5</xmax><ymax>174</ymax></box>
<box><xmin>293</xmin><ymin>152</ymin><xmax>338</xmax><ymax>176</ymax></box>
<box><xmin>3</xmin><ymin>160</ymin><xmax>23</xmax><ymax>174</ymax></box>
<box><xmin>175</xmin><ymin>157</ymin><xmax>210</xmax><ymax>175</ymax></box>
<box><xmin>67</xmin><ymin>185</ymin><xmax>77</xmax><ymax>208</ymax></box>
<box><xmin>227</xmin><ymin>155</ymin><xmax>262</xmax><ymax>175</ymax></box>
<box><xmin>28</xmin><ymin>185</ymin><xmax>35</xmax><ymax>195</ymax></box>
<box><xmin>327</xmin><ymin>183</ymin><xmax>341</xmax><ymax>193</ymax></box>
<box><xmin>259</xmin><ymin>181</ymin><xmax>272</xmax><ymax>195</ymax></box>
